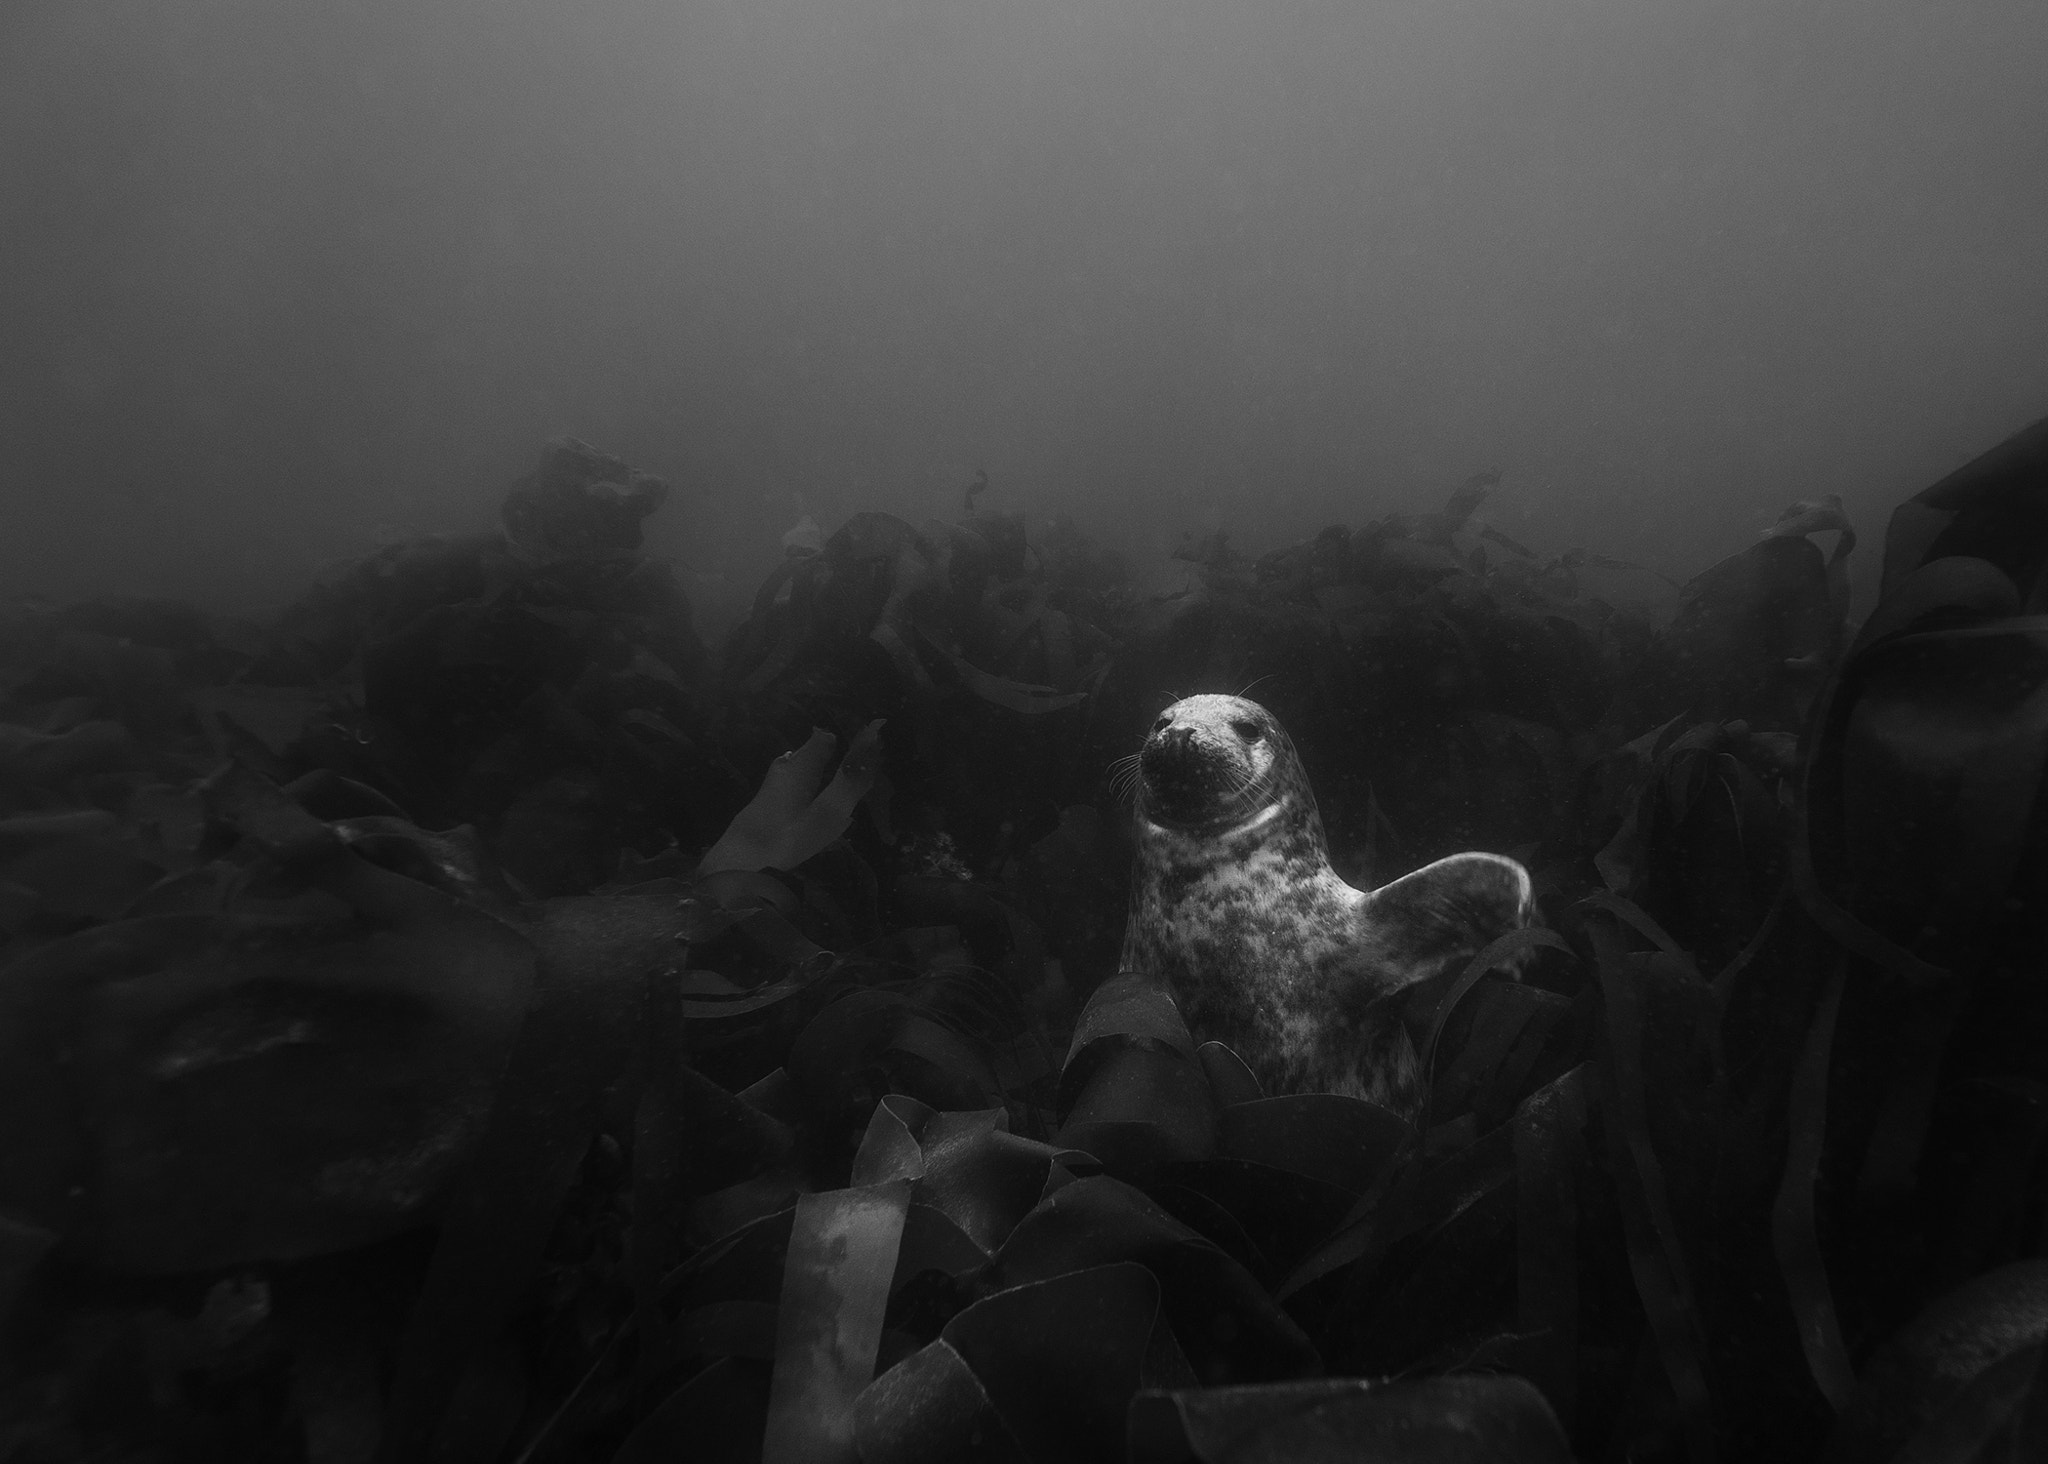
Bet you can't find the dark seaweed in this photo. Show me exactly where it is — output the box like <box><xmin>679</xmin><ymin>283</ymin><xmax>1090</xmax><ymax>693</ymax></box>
<box><xmin>4</xmin><ymin>425</ymin><xmax>2048</xmax><ymax>1463</ymax></box>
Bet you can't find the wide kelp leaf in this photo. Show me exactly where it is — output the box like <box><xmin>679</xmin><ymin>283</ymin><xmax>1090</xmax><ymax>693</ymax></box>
<box><xmin>608</xmin><ymin>1357</ymin><xmax>776</xmax><ymax>1464</ymax></box>
<box><xmin>989</xmin><ymin>1174</ymin><xmax>1318</xmax><ymax>1385</ymax></box>
<box><xmin>859</xmin><ymin>1262</ymin><xmax>1164</xmax><ymax>1464</ymax></box>
<box><xmin>0</xmin><ymin>807</ymin><xmax>120</xmax><ymax>859</ymax></box>
<box><xmin>1308</xmin><ymin>1076</ymin><xmax>1588</xmax><ymax>1384</ymax></box>
<box><xmin>671</xmin><ymin>1063</ymin><xmax>798</xmax><ymax>1202</ymax></box>
<box><xmin>2008</xmin><ymin>1341</ymin><xmax>2048</xmax><ymax>1464</ymax></box>
<box><xmin>1592</xmin><ymin>722</ymin><xmax>1792</xmax><ymax>970</ymax></box>
<box><xmin>1213</xmin><ymin>1094</ymin><xmax>1409</xmax><ymax>1195</ymax></box>
<box><xmin>1779</xmin><ymin>479</ymin><xmax>2048</xmax><ymax>1370</ymax></box>
<box><xmin>666</xmin><ymin>1206</ymin><xmax>802</xmax><ymax>1324</ymax></box>
<box><xmin>1054</xmin><ymin>972</ymin><xmax>1217</xmax><ymax>1179</ymax></box>
<box><xmin>1798</xmin><ymin>463</ymin><xmax>2048</xmax><ymax>977</ymax></box>
<box><xmin>375</xmin><ymin>890</ymin><xmax>676</xmax><ymax>1464</ymax></box>
<box><xmin>1429</xmin><ymin>976</ymin><xmax>1574</xmax><ymax>1128</ymax></box>
<box><xmin>1128</xmin><ymin>1379</ymin><xmax>1385</xmax><ymax>1464</ymax></box>
<box><xmin>1324</xmin><ymin>1180</ymin><xmax>1523</xmax><ymax>1379</ymax></box>
<box><xmin>920</xmin><ymin>630</ymin><xmax>1089</xmax><ymax>715</ymax></box>
<box><xmin>1412</xmin><ymin>924</ymin><xmax>1576</xmax><ymax>1100</ymax></box>
<box><xmin>672</xmin><ymin>866</ymin><xmax>836</xmax><ymax>1023</ymax></box>
<box><xmin>331</xmin><ymin>813</ymin><xmax>510</xmax><ymax>912</ymax></box>
<box><xmin>1877</xmin><ymin>413</ymin><xmax>2048</xmax><ymax>600</ymax></box>
<box><xmin>1279</xmin><ymin>1064</ymin><xmax>1583</xmax><ymax>1305</ymax></box>
<box><xmin>657</xmin><ymin>1089</ymin><xmax>1083</xmax><ymax>1443</ymax></box>
<box><xmin>1057</xmin><ymin>1044</ymin><xmax>1218</xmax><ymax>1180</ymax></box>
<box><xmin>1855</xmin><ymin>1344</ymin><xmax>2041</xmax><ymax>1464</ymax></box>
<box><xmin>0</xmin><ymin>716</ymin><xmax>136</xmax><ymax>790</ymax></box>
<box><xmin>1823</xmin><ymin>1260</ymin><xmax>2048</xmax><ymax>1464</ymax></box>
<box><xmin>1058</xmin><ymin>972</ymin><xmax>1198</xmax><ymax>1088</ymax></box>
<box><xmin>700</xmin><ymin>720</ymin><xmax>886</xmax><ymax>876</ymax></box>
<box><xmin>852</xmin><ymin>1334</ymin><xmax>1030</xmax><ymax>1464</ymax></box>
<box><xmin>0</xmin><ymin>917</ymin><xmax>212</xmax><ymax>1245</ymax></box>
<box><xmin>787</xmin><ymin>988</ymin><xmax>918</xmax><ymax>1140</ymax></box>
<box><xmin>1821</xmin><ymin>618</ymin><xmax>2048</xmax><ymax>961</ymax></box>
<box><xmin>0</xmin><ymin>823</ymin><xmax>169</xmax><ymax>926</ymax></box>
<box><xmin>1151</xmin><ymin>1159</ymin><xmax>1355</xmax><ymax>1286</ymax></box>
<box><xmin>1511</xmin><ymin>1060</ymin><xmax>1590</xmax><ymax>1426</ymax></box>
<box><xmin>1129</xmin><ymin>1372</ymin><xmax>1575</xmax><ymax>1464</ymax></box>
<box><xmin>903</xmin><ymin>1105</ymin><xmax>1066</xmax><ymax>1254</ymax></box>
<box><xmin>846</xmin><ymin>1097</ymin><xmax>1066</xmax><ymax>1308</ymax></box>
<box><xmin>1772</xmin><ymin>959</ymin><xmax>1857</xmax><ymax>1415</ymax></box>
<box><xmin>1661</xmin><ymin>497</ymin><xmax>1853</xmax><ymax>727</ymax></box>
<box><xmin>1584</xmin><ymin>919</ymin><xmax>1717</xmax><ymax>1464</ymax></box>
<box><xmin>0</xmin><ymin>838</ymin><xmax>536</xmax><ymax>1276</ymax></box>
<box><xmin>761</xmin><ymin>1180</ymin><xmax>917</xmax><ymax>1464</ymax></box>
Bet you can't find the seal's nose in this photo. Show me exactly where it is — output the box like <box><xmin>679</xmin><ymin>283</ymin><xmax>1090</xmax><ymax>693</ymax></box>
<box><xmin>1143</xmin><ymin>722</ymin><xmax>1201</xmax><ymax>782</ymax></box>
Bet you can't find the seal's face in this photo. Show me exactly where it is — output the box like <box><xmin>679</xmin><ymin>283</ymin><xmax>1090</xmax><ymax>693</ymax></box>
<box><xmin>1137</xmin><ymin>694</ymin><xmax>1288</xmax><ymax>831</ymax></box>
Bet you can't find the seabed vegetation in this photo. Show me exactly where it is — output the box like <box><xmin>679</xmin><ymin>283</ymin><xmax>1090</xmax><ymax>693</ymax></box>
<box><xmin>3</xmin><ymin>422</ymin><xmax>2047</xmax><ymax>1463</ymax></box>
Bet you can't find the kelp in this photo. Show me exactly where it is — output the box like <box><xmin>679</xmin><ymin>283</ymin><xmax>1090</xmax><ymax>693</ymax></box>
<box><xmin>700</xmin><ymin>721</ymin><xmax>887</xmax><ymax>876</ymax></box>
<box><xmin>6</xmin><ymin>424</ymin><xmax>2048</xmax><ymax>1463</ymax></box>
<box><xmin>1658</xmin><ymin>496</ymin><xmax>1855</xmax><ymax>729</ymax></box>
<box><xmin>727</xmin><ymin>509</ymin><xmax>1103</xmax><ymax>722</ymax></box>
<box><xmin>1128</xmin><ymin>1373</ymin><xmax>1574</xmax><ymax>1462</ymax></box>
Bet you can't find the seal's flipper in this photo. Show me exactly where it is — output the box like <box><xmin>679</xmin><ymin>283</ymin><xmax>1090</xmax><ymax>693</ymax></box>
<box><xmin>1356</xmin><ymin>852</ymin><xmax>1535</xmax><ymax>990</ymax></box>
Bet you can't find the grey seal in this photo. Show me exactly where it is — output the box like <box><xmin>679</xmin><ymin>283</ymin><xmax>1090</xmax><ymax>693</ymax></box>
<box><xmin>1120</xmin><ymin>693</ymin><xmax>1534</xmax><ymax>1118</ymax></box>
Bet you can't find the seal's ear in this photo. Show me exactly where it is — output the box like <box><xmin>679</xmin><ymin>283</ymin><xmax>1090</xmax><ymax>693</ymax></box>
<box><xmin>1358</xmin><ymin>852</ymin><xmax>1535</xmax><ymax>985</ymax></box>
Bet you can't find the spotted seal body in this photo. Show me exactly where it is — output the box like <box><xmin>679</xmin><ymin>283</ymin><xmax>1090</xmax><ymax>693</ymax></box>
<box><xmin>1121</xmin><ymin>694</ymin><xmax>1534</xmax><ymax>1117</ymax></box>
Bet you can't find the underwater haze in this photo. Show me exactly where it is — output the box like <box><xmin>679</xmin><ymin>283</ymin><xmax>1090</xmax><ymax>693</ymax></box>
<box><xmin>4</xmin><ymin>0</ymin><xmax>2046</xmax><ymax>611</ymax></box>
<box><xmin>9</xmin><ymin>5</ymin><xmax>2048</xmax><ymax>1464</ymax></box>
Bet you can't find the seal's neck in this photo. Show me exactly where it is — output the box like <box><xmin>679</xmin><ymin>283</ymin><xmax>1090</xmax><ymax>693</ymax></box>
<box><xmin>1121</xmin><ymin>784</ymin><xmax>1353</xmax><ymax>977</ymax></box>
<box><xmin>1134</xmin><ymin>785</ymin><xmax>1331</xmax><ymax>873</ymax></box>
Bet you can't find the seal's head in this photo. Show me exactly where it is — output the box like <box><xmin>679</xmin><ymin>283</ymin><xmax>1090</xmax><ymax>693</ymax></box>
<box><xmin>1136</xmin><ymin>694</ymin><xmax>1307</xmax><ymax>833</ymax></box>
<box><xmin>1138</xmin><ymin>696</ymin><xmax>1327</xmax><ymax>864</ymax></box>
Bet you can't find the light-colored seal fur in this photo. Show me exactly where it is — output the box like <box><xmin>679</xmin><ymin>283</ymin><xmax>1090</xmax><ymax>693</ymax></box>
<box><xmin>1120</xmin><ymin>693</ymin><xmax>1534</xmax><ymax>1118</ymax></box>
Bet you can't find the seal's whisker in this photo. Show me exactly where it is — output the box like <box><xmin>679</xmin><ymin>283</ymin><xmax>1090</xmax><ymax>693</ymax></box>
<box><xmin>1223</xmin><ymin>757</ymin><xmax>1267</xmax><ymax>800</ymax></box>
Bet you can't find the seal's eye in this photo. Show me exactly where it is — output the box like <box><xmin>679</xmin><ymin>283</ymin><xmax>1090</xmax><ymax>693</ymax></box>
<box><xmin>1230</xmin><ymin>719</ymin><xmax>1261</xmax><ymax>741</ymax></box>
<box><xmin>1151</xmin><ymin>715</ymin><xmax>1172</xmax><ymax>733</ymax></box>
